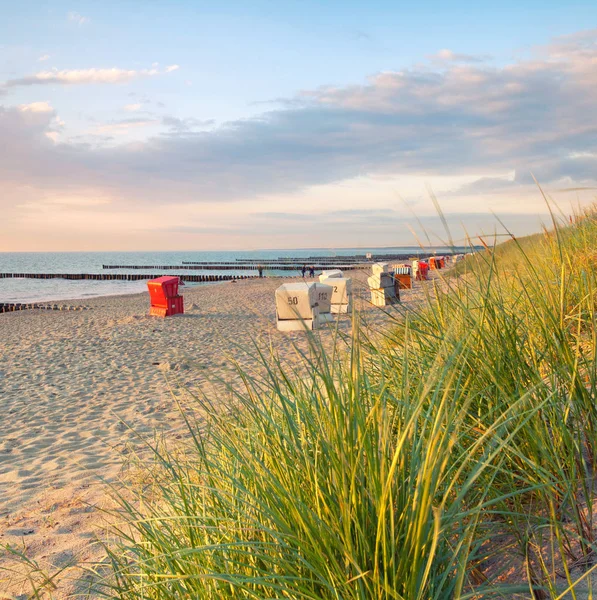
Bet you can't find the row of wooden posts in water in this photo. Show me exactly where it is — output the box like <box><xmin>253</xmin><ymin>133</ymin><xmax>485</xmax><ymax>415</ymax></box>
<box><xmin>180</xmin><ymin>255</ymin><xmax>414</xmax><ymax>265</ymax></box>
<box><xmin>103</xmin><ymin>252</ymin><xmax>460</xmax><ymax>270</ymax></box>
<box><xmin>0</xmin><ymin>273</ymin><xmax>259</xmax><ymax>282</ymax></box>
<box><xmin>101</xmin><ymin>264</ymin><xmax>361</xmax><ymax>271</ymax></box>
<box><xmin>0</xmin><ymin>303</ymin><xmax>91</xmax><ymax>313</ymax></box>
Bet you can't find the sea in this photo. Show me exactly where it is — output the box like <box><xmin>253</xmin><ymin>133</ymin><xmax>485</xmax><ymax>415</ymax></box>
<box><xmin>0</xmin><ymin>247</ymin><xmax>465</xmax><ymax>304</ymax></box>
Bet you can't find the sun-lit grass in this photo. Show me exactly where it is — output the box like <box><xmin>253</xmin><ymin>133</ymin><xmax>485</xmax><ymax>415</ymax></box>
<box><xmin>93</xmin><ymin>208</ymin><xmax>597</xmax><ymax>599</ymax></box>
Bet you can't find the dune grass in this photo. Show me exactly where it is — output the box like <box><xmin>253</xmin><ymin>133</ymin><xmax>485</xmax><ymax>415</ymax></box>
<box><xmin>73</xmin><ymin>210</ymin><xmax>597</xmax><ymax>597</ymax></box>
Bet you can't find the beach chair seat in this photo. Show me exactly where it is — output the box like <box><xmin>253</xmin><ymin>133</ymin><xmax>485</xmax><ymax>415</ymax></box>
<box><xmin>313</xmin><ymin>282</ymin><xmax>334</xmax><ymax>322</ymax></box>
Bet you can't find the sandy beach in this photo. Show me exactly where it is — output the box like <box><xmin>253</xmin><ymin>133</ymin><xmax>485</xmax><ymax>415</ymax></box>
<box><xmin>0</xmin><ymin>272</ymin><xmax>423</xmax><ymax>598</ymax></box>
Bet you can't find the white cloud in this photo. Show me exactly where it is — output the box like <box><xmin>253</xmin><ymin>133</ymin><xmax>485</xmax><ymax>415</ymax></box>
<box><xmin>2</xmin><ymin>64</ymin><xmax>182</xmax><ymax>89</ymax></box>
<box><xmin>38</xmin><ymin>54</ymin><xmax>51</xmax><ymax>62</ymax></box>
<box><xmin>19</xmin><ymin>101</ymin><xmax>53</xmax><ymax>113</ymax></box>
<box><xmin>94</xmin><ymin>118</ymin><xmax>158</xmax><ymax>134</ymax></box>
<box><xmin>569</xmin><ymin>151</ymin><xmax>597</xmax><ymax>159</ymax></box>
<box><xmin>18</xmin><ymin>103</ymin><xmax>64</xmax><ymax>142</ymax></box>
<box><xmin>437</xmin><ymin>49</ymin><xmax>456</xmax><ymax>60</ymax></box>
<box><xmin>67</xmin><ymin>12</ymin><xmax>90</xmax><ymax>25</ymax></box>
<box><xmin>4</xmin><ymin>67</ymin><xmax>159</xmax><ymax>88</ymax></box>
<box><xmin>124</xmin><ymin>103</ymin><xmax>141</xmax><ymax>111</ymax></box>
<box><xmin>429</xmin><ymin>49</ymin><xmax>490</xmax><ymax>63</ymax></box>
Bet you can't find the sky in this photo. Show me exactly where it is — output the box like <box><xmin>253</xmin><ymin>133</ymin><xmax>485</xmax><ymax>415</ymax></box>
<box><xmin>1</xmin><ymin>1</ymin><xmax>596</xmax><ymax>251</ymax></box>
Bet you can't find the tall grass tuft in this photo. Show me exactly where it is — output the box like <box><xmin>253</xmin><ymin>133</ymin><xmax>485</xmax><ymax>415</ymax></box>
<box><xmin>99</xmin><ymin>207</ymin><xmax>597</xmax><ymax>599</ymax></box>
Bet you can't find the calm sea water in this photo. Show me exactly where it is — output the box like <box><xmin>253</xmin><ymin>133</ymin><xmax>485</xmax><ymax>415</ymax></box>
<box><xmin>0</xmin><ymin>248</ymin><xmax>462</xmax><ymax>303</ymax></box>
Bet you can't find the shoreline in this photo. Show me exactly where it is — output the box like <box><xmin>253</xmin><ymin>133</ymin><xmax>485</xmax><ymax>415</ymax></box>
<box><xmin>0</xmin><ymin>279</ymin><xmax>227</xmax><ymax>306</ymax></box>
<box><xmin>0</xmin><ymin>273</ymin><xmax>347</xmax><ymax>306</ymax></box>
<box><xmin>0</xmin><ymin>274</ymin><xmax>345</xmax><ymax>306</ymax></box>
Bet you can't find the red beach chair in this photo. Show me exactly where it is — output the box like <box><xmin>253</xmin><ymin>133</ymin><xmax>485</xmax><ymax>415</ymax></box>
<box><xmin>147</xmin><ymin>276</ymin><xmax>184</xmax><ymax>317</ymax></box>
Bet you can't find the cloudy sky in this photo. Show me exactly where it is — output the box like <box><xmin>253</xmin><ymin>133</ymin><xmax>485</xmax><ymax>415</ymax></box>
<box><xmin>1</xmin><ymin>0</ymin><xmax>596</xmax><ymax>251</ymax></box>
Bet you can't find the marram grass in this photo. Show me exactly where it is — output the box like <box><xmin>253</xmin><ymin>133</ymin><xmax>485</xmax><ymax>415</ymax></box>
<box><xmin>14</xmin><ymin>209</ymin><xmax>597</xmax><ymax>599</ymax></box>
<box><xmin>99</xmin><ymin>333</ymin><xmax>530</xmax><ymax>600</ymax></box>
<box><xmin>97</xmin><ymin>210</ymin><xmax>597</xmax><ymax>599</ymax></box>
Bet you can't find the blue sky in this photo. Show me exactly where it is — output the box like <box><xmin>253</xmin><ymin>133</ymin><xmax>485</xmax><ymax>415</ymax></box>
<box><xmin>1</xmin><ymin>1</ymin><xmax>596</xmax><ymax>250</ymax></box>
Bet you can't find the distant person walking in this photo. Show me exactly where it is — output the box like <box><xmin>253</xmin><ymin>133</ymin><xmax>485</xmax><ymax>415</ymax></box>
<box><xmin>257</xmin><ymin>265</ymin><xmax>263</xmax><ymax>278</ymax></box>
<box><xmin>301</xmin><ymin>265</ymin><xmax>306</xmax><ymax>278</ymax></box>
<box><xmin>309</xmin><ymin>265</ymin><xmax>315</xmax><ymax>278</ymax></box>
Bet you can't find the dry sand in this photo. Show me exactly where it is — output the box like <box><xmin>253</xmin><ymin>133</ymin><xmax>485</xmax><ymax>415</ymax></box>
<box><xmin>0</xmin><ymin>273</ymin><xmax>424</xmax><ymax>598</ymax></box>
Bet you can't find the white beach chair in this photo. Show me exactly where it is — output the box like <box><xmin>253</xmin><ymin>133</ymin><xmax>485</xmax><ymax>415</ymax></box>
<box><xmin>328</xmin><ymin>277</ymin><xmax>352</xmax><ymax>314</ymax></box>
<box><xmin>412</xmin><ymin>259</ymin><xmax>420</xmax><ymax>279</ymax></box>
<box><xmin>371</xmin><ymin>262</ymin><xmax>390</xmax><ymax>276</ymax></box>
<box><xmin>367</xmin><ymin>272</ymin><xmax>394</xmax><ymax>290</ymax></box>
<box><xmin>367</xmin><ymin>270</ymin><xmax>397</xmax><ymax>306</ymax></box>
<box><xmin>275</xmin><ymin>282</ymin><xmax>320</xmax><ymax>331</ymax></box>
<box><xmin>319</xmin><ymin>269</ymin><xmax>344</xmax><ymax>282</ymax></box>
